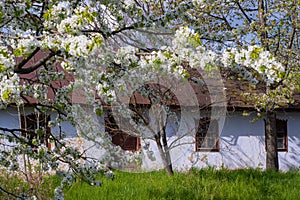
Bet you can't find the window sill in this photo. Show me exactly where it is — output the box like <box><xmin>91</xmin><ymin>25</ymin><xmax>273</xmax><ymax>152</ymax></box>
<box><xmin>196</xmin><ymin>149</ymin><xmax>219</xmax><ymax>152</ymax></box>
<box><xmin>277</xmin><ymin>148</ymin><xmax>288</xmax><ymax>152</ymax></box>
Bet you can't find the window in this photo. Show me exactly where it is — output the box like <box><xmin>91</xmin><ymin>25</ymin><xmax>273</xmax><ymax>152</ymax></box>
<box><xmin>21</xmin><ymin>113</ymin><xmax>51</xmax><ymax>150</ymax></box>
<box><xmin>276</xmin><ymin>119</ymin><xmax>288</xmax><ymax>151</ymax></box>
<box><xmin>105</xmin><ymin>112</ymin><xmax>140</xmax><ymax>151</ymax></box>
<box><xmin>264</xmin><ymin>118</ymin><xmax>288</xmax><ymax>152</ymax></box>
<box><xmin>196</xmin><ymin>118</ymin><xmax>219</xmax><ymax>152</ymax></box>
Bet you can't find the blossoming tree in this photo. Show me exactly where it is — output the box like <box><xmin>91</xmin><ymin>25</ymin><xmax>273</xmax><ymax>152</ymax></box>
<box><xmin>189</xmin><ymin>0</ymin><xmax>300</xmax><ymax>170</ymax></box>
<box><xmin>0</xmin><ymin>0</ymin><xmax>221</xmax><ymax>197</ymax></box>
<box><xmin>0</xmin><ymin>0</ymin><xmax>299</xmax><ymax>198</ymax></box>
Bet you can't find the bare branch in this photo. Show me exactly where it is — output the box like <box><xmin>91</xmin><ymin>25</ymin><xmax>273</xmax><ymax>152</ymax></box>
<box><xmin>15</xmin><ymin>50</ymin><xmax>59</xmax><ymax>74</ymax></box>
<box><xmin>235</xmin><ymin>1</ymin><xmax>252</xmax><ymax>24</ymax></box>
<box><xmin>16</xmin><ymin>47</ymin><xmax>40</xmax><ymax>70</ymax></box>
<box><xmin>0</xmin><ymin>186</ymin><xmax>26</xmax><ymax>200</ymax></box>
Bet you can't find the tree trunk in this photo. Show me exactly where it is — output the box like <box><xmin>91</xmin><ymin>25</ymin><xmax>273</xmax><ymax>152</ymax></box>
<box><xmin>161</xmin><ymin>128</ymin><xmax>173</xmax><ymax>175</ymax></box>
<box><xmin>265</xmin><ymin>111</ymin><xmax>279</xmax><ymax>170</ymax></box>
<box><xmin>155</xmin><ymin>134</ymin><xmax>173</xmax><ymax>176</ymax></box>
<box><xmin>258</xmin><ymin>0</ymin><xmax>269</xmax><ymax>50</ymax></box>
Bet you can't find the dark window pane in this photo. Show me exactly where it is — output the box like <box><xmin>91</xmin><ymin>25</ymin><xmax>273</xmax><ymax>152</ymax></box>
<box><xmin>277</xmin><ymin>138</ymin><xmax>284</xmax><ymax>149</ymax></box>
<box><xmin>105</xmin><ymin>113</ymin><xmax>140</xmax><ymax>151</ymax></box>
<box><xmin>276</xmin><ymin>119</ymin><xmax>287</xmax><ymax>151</ymax></box>
<box><xmin>196</xmin><ymin>118</ymin><xmax>219</xmax><ymax>151</ymax></box>
<box><xmin>21</xmin><ymin>113</ymin><xmax>51</xmax><ymax>150</ymax></box>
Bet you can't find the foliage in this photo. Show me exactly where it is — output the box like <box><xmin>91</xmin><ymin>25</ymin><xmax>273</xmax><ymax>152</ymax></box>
<box><xmin>64</xmin><ymin>168</ymin><xmax>300</xmax><ymax>199</ymax></box>
<box><xmin>0</xmin><ymin>169</ymin><xmax>62</xmax><ymax>200</ymax></box>
<box><xmin>0</xmin><ymin>168</ymin><xmax>295</xmax><ymax>200</ymax></box>
<box><xmin>187</xmin><ymin>0</ymin><xmax>300</xmax><ymax>170</ymax></box>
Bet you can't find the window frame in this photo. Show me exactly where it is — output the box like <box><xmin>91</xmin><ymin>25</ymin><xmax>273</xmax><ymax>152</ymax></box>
<box><xmin>264</xmin><ymin>118</ymin><xmax>288</xmax><ymax>152</ymax></box>
<box><xmin>276</xmin><ymin>119</ymin><xmax>288</xmax><ymax>152</ymax></box>
<box><xmin>20</xmin><ymin>113</ymin><xmax>51</xmax><ymax>150</ymax></box>
<box><xmin>195</xmin><ymin>118</ymin><xmax>219</xmax><ymax>152</ymax></box>
<box><xmin>104</xmin><ymin>112</ymin><xmax>141</xmax><ymax>152</ymax></box>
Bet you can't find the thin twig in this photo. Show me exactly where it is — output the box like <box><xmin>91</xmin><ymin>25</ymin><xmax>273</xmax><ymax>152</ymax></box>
<box><xmin>0</xmin><ymin>186</ymin><xmax>26</xmax><ymax>200</ymax></box>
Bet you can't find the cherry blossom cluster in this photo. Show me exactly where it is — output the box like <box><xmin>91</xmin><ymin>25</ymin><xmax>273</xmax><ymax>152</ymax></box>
<box><xmin>43</xmin><ymin>2</ymin><xmax>72</xmax><ymax>30</ymax></box>
<box><xmin>222</xmin><ymin>46</ymin><xmax>285</xmax><ymax>85</ymax></box>
<box><xmin>172</xmin><ymin>27</ymin><xmax>218</xmax><ymax>69</ymax></box>
<box><xmin>0</xmin><ymin>46</ymin><xmax>15</xmax><ymax>72</ymax></box>
<box><xmin>0</xmin><ymin>74</ymin><xmax>20</xmax><ymax>106</ymax></box>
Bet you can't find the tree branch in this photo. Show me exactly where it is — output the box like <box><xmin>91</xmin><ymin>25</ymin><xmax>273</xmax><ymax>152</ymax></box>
<box><xmin>0</xmin><ymin>127</ymin><xmax>39</xmax><ymax>148</ymax></box>
<box><xmin>258</xmin><ymin>0</ymin><xmax>269</xmax><ymax>50</ymax></box>
<box><xmin>235</xmin><ymin>1</ymin><xmax>252</xmax><ymax>24</ymax></box>
<box><xmin>110</xmin><ymin>26</ymin><xmax>135</xmax><ymax>36</ymax></box>
<box><xmin>16</xmin><ymin>47</ymin><xmax>40</xmax><ymax>70</ymax></box>
<box><xmin>0</xmin><ymin>186</ymin><xmax>26</xmax><ymax>200</ymax></box>
<box><xmin>15</xmin><ymin>50</ymin><xmax>59</xmax><ymax>74</ymax></box>
<box><xmin>288</xmin><ymin>27</ymin><xmax>296</xmax><ymax>49</ymax></box>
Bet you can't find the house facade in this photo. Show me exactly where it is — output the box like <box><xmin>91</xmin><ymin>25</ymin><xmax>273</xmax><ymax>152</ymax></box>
<box><xmin>141</xmin><ymin>110</ymin><xmax>300</xmax><ymax>171</ymax></box>
<box><xmin>2</xmin><ymin>104</ymin><xmax>300</xmax><ymax>172</ymax></box>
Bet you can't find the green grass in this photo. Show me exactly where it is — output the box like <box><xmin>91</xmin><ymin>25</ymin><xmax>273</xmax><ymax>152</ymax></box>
<box><xmin>2</xmin><ymin>168</ymin><xmax>300</xmax><ymax>199</ymax></box>
<box><xmin>0</xmin><ymin>171</ymin><xmax>62</xmax><ymax>200</ymax></box>
<box><xmin>65</xmin><ymin>168</ymin><xmax>300</xmax><ymax>200</ymax></box>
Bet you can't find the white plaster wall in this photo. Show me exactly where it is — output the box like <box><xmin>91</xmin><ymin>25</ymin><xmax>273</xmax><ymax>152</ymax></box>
<box><xmin>0</xmin><ymin>107</ymin><xmax>38</xmax><ymax>170</ymax></box>
<box><xmin>0</xmin><ymin>107</ymin><xmax>23</xmax><ymax>154</ymax></box>
<box><xmin>219</xmin><ymin>112</ymin><xmax>266</xmax><ymax>169</ymax></box>
<box><xmin>0</xmin><ymin>107</ymin><xmax>77</xmax><ymax>138</ymax></box>
<box><xmin>2</xmin><ymin>107</ymin><xmax>300</xmax><ymax>171</ymax></box>
<box><xmin>0</xmin><ymin>107</ymin><xmax>103</xmax><ymax>152</ymax></box>
<box><xmin>141</xmin><ymin>111</ymin><xmax>300</xmax><ymax>171</ymax></box>
<box><xmin>0</xmin><ymin>107</ymin><xmax>30</xmax><ymax>129</ymax></box>
<box><xmin>51</xmin><ymin>111</ymin><xmax>107</xmax><ymax>161</ymax></box>
<box><xmin>0</xmin><ymin>107</ymin><xmax>108</xmax><ymax>170</ymax></box>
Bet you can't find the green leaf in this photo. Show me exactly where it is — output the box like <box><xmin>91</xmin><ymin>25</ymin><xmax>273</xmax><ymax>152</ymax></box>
<box><xmin>65</xmin><ymin>24</ymin><xmax>71</xmax><ymax>32</ymax></box>
<box><xmin>1</xmin><ymin>89</ymin><xmax>11</xmax><ymax>100</ymax></box>
<box><xmin>259</xmin><ymin>65</ymin><xmax>266</xmax><ymax>73</ymax></box>
<box><xmin>250</xmin><ymin>47</ymin><xmax>262</xmax><ymax>60</ymax></box>
<box><xmin>242</xmin><ymin>110</ymin><xmax>250</xmax><ymax>117</ymax></box>
<box><xmin>182</xmin><ymin>71</ymin><xmax>190</xmax><ymax>78</ymax></box>
<box><xmin>0</xmin><ymin>11</ymin><xmax>3</xmax><ymax>23</ymax></box>
<box><xmin>95</xmin><ymin>108</ymin><xmax>103</xmax><ymax>116</ymax></box>
<box><xmin>188</xmin><ymin>34</ymin><xmax>202</xmax><ymax>48</ymax></box>
<box><xmin>163</xmin><ymin>52</ymin><xmax>172</xmax><ymax>59</ymax></box>
<box><xmin>93</xmin><ymin>35</ymin><xmax>103</xmax><ymax>47</ymax></box>
<box><xmin>204</xmin><ymin>63</ymin><xmax>214</xmax><ymax>72</ymax></box>
<box><xmin>58</xmin><ymin>13</ymin><xmax>65</xmax><ymax>19</ymax></box>
<box><xmin>117</xmin><ymin>15</ymin><xmax>123</xmax><ymax>21</ymax></box>
<box><xmin>65</xmin><ymin>43</ymin><xmax>70</xmax><ymax>52</ymax></box>
<box><xmin>13</xmin><ymin>48</ymin><xmax>23</xmax><ymax>56</ymax></box>
<box><xmin>277</xmin><ymin>71</ymin><xmax>286</xmax><ymax>79</ymax></box>
<box><xmin>43</xmin><ymin>11</ymin><xmax>51</xmax><ymax>21</ymax></box>
<box><xmin>250</xmin><ymin>51</ymin><xmax>259</xmax><ymax>60</ymax></box>
<box><xmin>0</xmin><ymin>64</ymin><xmax>5</xmax><ymax>73</ymax></box>
<box><xmin>129</xmin><ymin>62</ymin><xmax>137</xmax><ymax>68</ymax></box>
<box><xmin>15</xmin><ymin>9</ymin><xmax>24</xmax><ymax>17</ymax></box>
<box><xmin>36</xmin><ymin>129</ymin><xmax>43</xmax><ymax>137</ymax></box>
<box><xmin>87</xmin><ymin>43</ymin><xmax>94</xmax><ymax>51</ymax></box>
<box><xmin>32</xmin><ymin>139</ymin><xmax>38</xmax><ymax>145</ymax></box>
<box><xmin>103</xmin><ymin>86</ymin><xmax>109</xmax><ymax>93</ymax></box>
<box><xmin>153</xmin><ymin>59</ymin><xmax>163</xmax><ymax>65</ymax></box>
<box><xmin>194</xmin><ymin>32</ymin><xmax>202</xmax><ymax>45</ymax></box>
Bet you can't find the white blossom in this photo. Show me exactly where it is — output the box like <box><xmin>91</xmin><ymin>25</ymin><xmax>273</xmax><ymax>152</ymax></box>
<box><xmin>0</xmin><ymin>73</ymin><xmax>20</xmax><ymax>103</ymax></box>
<box><xmin>222</xmin><ymin>46</ymin><xmax>285</xmax><ymax>85</ymax></box>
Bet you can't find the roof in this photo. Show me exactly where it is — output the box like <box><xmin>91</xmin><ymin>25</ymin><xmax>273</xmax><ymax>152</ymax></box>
<box><xmin>15</xmin><ymin>50</ymin><xmax>74</xmax><ymax>104</ymax></box>
<box><xmin>14</xmin><ymin>50</ymin><xmax>300</xmax><ymax>110</ymax></box>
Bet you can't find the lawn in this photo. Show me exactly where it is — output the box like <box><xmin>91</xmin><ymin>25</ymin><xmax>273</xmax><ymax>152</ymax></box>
<box><xmin>1</xmin><ymin>168</ymin><xmax>300</xmax><ymax>199</ymax></box>
<box><xmin>65</xmin><ymin>168</ymin><xmax>300</xmax><ymax>200</ymax></box>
